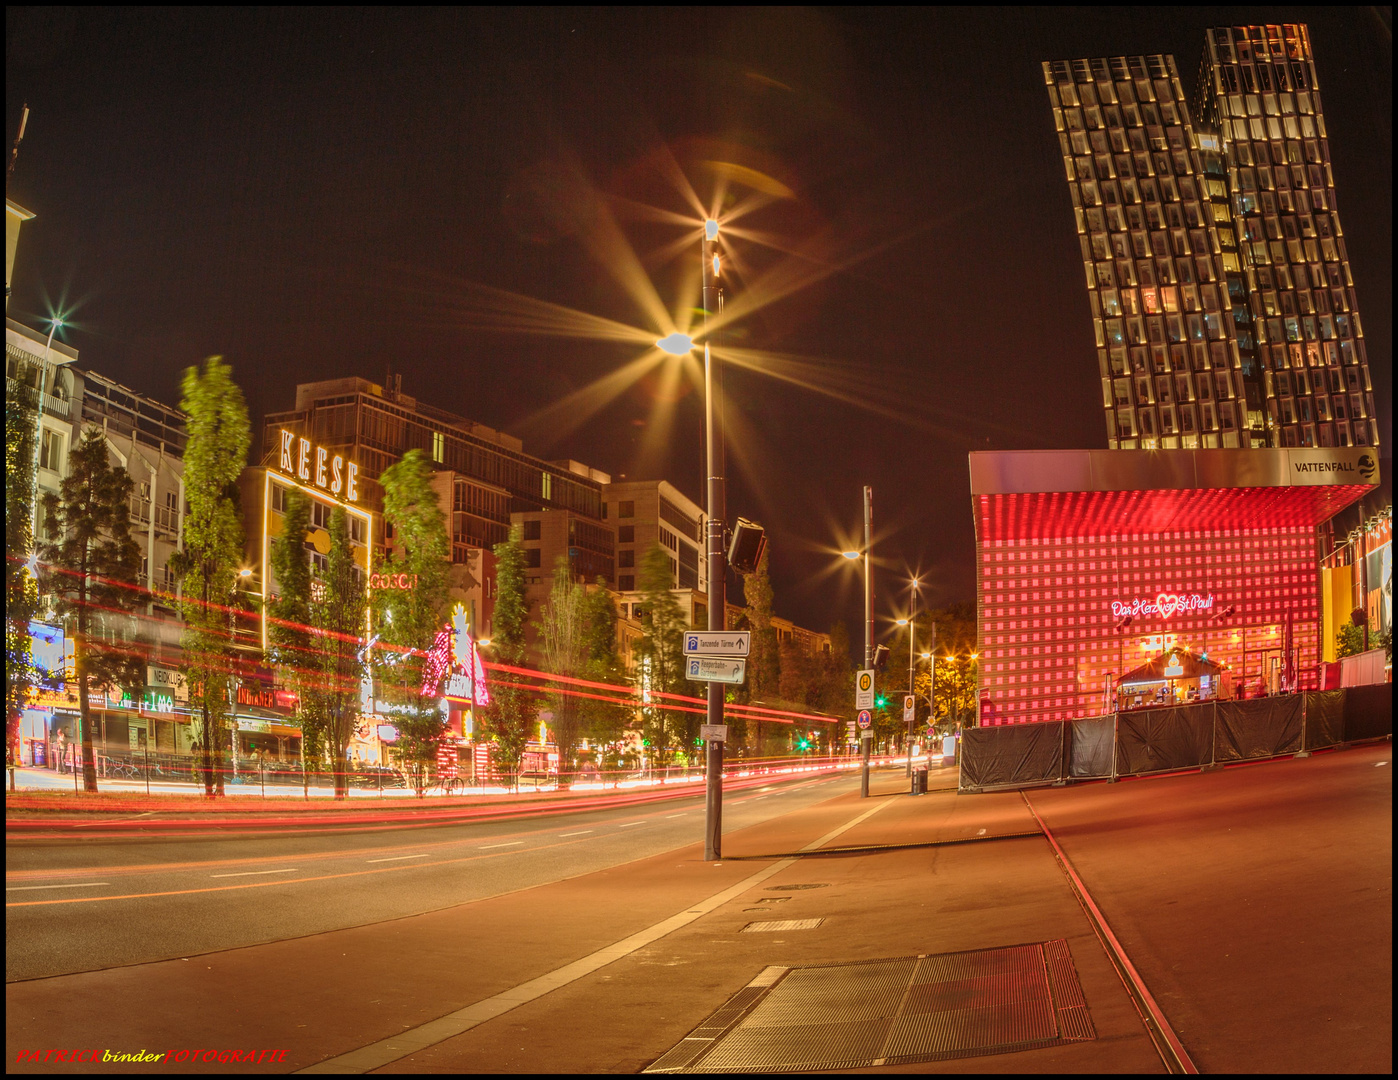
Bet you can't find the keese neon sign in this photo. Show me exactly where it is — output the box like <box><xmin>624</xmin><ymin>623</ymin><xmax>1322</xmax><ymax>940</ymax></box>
<box><xmin>278</xmin><ymin>429</ymin><xmax>359</xmax><ymax>503</ymax></box>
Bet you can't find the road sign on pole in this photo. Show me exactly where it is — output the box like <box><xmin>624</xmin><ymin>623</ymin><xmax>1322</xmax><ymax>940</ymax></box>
<box><xmin>686</xmin><ymin>656</ymin><xmax>746</xmax><ymax>684</ymax></box>
<box><xmin>855</xmin><ymin>669</ymin><xmax>875</xmax><ymax>709</ymax></box>
<box><xmin>683</xmin><ymin>631</ymin><xmax>750</xmax><ymax>657</ymax></box>
<box><xmin>700</xmin><ymin>724</ymin><xmax>729</xmax><ymax>743</ymax></box>
<box><xmin>902</xmin><ymin>694</ymin><xmax>915</xmax><ymax>723</ymax></box>
<box><xmin>857</xmin><ymin>709</ymin><xmax>872</xmax><ymax>729</ymax></box>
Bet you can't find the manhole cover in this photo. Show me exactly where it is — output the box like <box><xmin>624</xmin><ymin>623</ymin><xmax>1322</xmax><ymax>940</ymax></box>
<box><xmin>764</xmin><ymin>883</ymin><xmax>828</xmax><ymax>891</ymax></box>
<box><xmin>645</xmin><ymin>939</ymin><xmax>1094</xmax><ymax>1073</ymax></box>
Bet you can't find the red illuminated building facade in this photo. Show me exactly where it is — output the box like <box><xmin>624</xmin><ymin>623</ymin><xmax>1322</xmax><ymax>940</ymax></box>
<box><xmin>971</xmin><ymin>447</ymin><xmax>1378</xmax><ymax>725</ymax></box>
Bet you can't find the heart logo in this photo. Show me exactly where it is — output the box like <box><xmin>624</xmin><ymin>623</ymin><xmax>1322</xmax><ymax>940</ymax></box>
<box><xmin>1155</xmin><ymin>592</ymin><xmax>1181</xmax><ymax>619</ymax></box>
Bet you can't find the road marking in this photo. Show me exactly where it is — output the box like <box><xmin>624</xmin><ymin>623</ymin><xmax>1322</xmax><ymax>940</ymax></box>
<box><xmin>618</xmin><ymin>821</ymin><xmax>645</xmax><ymax>828</ymax></box>
<box><xmin>558</xmin><ymin>831</ymin><xmax>593</xmax><ymax>838</ymax></box>
<box><xmin>6</xmin><ymin>882</ymin><xmax>111</xmax><ymax>891</ymax></box>
<box><xmin>665</xmin><ymin>814</ymin><xmax>685</xmax><ymax>819</ymax></box>
<box><xmin>365</xmin><ymin>854</ymin><xmax>429</xmax><ymax>864</ymax></box>
<box><xmin>209</xmin><ymin>869</ymin><xmax>298</xmax><ymax>879</ymax></box>
<box><xmin>297</xmin><ymin>798</ymin><xmax>893</xmax><ymax>1074</ymax></box>
<box><xmin>479</xmin><ymin>841</ymin><xmax>523</xmax><ymax>850</ymax></box>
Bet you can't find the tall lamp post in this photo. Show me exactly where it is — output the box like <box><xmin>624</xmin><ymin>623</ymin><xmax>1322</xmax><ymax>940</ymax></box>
<box><xmin>897</xmin><ymin>576</ymin><xmax>919</xmax><ymax>777</ymax></box>
<box><xmin>659</xmin><ymin>219</ymin><xmax>727</xmax><ymax>860</ymax></box>
<box><xmin>841</xmin><ymin>485</ymin><xmax>874</xmax><ymax>797</ymax></box>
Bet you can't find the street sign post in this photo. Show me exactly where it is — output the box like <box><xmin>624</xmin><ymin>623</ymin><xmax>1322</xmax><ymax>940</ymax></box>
<box><xmin>700</xmin><ymin>724</ymin><xmax>729</xmax><ymax>743</ymax></box>
<box><xmin>855</xmin><ymin>668</ymin><xmax>875</xmax><ymax>709</ymax></box>
<box><xmin>857</xmin><ymin>709</ymin><xmax>872</xmax><ymax>729</ymax></box>
<box><xmin>686</xmin><ymin>656</ymin><xmax>746</xmax><ymax>684</ymax></box>
<box><xmin>902</xmin><ymin>694</ymin><xmax>915</xmax><ymax>723</ymax></box>
<box><xmin>683</xmin><ymin>631</ymin><xmax>751</xmax><ymax>657</ymax></box>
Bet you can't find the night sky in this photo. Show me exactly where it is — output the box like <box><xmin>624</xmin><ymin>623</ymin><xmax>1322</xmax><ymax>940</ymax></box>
<box><xmin>6</xmin><ymin>7</ymin><xmax>1391</xmax><ymax>641</ymax></box>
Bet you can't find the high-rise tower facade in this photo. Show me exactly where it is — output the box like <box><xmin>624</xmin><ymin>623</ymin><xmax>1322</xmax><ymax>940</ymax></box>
<box><xmin>1194</xmin><ymin>23</ymin><xmax>1378</xmax><ymax>451</ymax></box>
<box><xmin>1044</xmin><ymin>24</ymin><xmax>1379</xmax><ymax>452</ymax></box>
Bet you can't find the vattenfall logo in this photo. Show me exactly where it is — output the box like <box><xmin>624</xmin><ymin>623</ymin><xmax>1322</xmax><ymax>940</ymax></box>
<box><xmin>1358</xmin><ymin>454</ymin><xmax>1377</xmax><ymax>480</ymax></box>
<box><xmin>1293</xmin><ymin>460</ymin><xmax>1355</xmax><ymax>474</ymax></box>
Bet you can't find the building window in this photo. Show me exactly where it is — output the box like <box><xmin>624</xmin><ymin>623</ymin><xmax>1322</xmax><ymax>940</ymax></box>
<box><xmin>619</xmin><ymin>575</ymin><xmax>635</xmax><ymax>592</ymax></box>
<box><xmin>432</xmin><ymin>431</ymin><xmax>444</xmax><ymax>463</ymax></box>
<box><xmin>542</xmin><ymin>471</ymin><xmax>552</xmax><ymax>501</ymax></box>
<box><xmin>619</xmin><ymin>500</ymin><xmax>634</xmax><ymax>518</ymax></box>
<box><xmin>618</xmin><ymin>549</ymin><xmax>634</xmax><ymax>568</ymax></box>
<box><xmin>525</xmin><ymin>548</ymin><xmax>541</xmax><ymax>568</ymax></box>
<box><xmin>39</xmin><ymin>429</ymin><xmax>64</xmax><ymax>472</ymax></box>
<box><xmin>618</xmin><ymin>525</ymin><xmax>635</xmax><ymax>543</ymax></box>
<box><xmin>522</xmin><ymin>519</ymin><xmax>541</xmax><ymax>541</ymax></box>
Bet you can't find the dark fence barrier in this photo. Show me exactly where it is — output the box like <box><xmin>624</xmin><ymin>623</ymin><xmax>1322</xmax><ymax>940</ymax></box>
<box><xmin>960</xmin><ymin>683</ymin><xmax>1391</xmax><ymax>793</ymax></box>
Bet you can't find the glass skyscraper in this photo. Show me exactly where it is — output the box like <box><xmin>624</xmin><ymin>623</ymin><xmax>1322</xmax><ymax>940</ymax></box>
<box><xmin>1044</xmin><ymin>24</ymin><xmax>1378</xmax><ymax>452</ymax></box>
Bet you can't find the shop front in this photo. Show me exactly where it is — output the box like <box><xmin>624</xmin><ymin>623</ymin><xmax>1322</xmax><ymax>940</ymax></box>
<box><xmin>971</xmin><ymin>447</ymin><xmax>1379</xmax><ymax>726</ymax></box>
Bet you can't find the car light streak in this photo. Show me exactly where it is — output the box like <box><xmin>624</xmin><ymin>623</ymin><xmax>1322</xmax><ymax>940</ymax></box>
<box><xmin>6</xmin><ymin>883</ymin><xmax>111</xmax><ymax>891</ymax></box>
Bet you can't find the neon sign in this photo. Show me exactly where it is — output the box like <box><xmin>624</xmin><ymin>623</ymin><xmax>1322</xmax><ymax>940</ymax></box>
<box><xmin>369</xmin><ymin>572</ymin><xmax>418</xmax><ymax>590</ymax></box>
<box><xmin>278</xmin><ymin>429</ymin><xmax>359</xmax><ymax>503</ymax></box>
<box><xmin>421</xmin><ymin>604</ymin><xmax>491</xmax><ymax>706</ymax></box>
<box><xmin>1110</xmin><ymin>592</ymin><xmax>1215</xmax><ymax>620</ymax></box>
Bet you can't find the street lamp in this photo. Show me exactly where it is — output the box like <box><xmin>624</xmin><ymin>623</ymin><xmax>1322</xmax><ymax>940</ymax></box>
<box><xmin>29</xmin><ymin>312</ymin><xmax>66</xmax><ymax>531</ymax></box>
<box><xmin>896</xmin><ymin>576</ymin><xmax>919</xmax><ymax>777</ymax></box>
<box><xmin>701</xmin><ymin>219</ymin><xmax>727</xmax><ymax>861</ymax></box>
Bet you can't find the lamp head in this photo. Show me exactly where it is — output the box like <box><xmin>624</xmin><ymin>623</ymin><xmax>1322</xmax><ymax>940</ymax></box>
<box><xmin>705</xmin><ymin>219</ymin><xmax>719</xmax><ymax>241</ymax></box>
<box><xmin>656</xmin><ymin>332</ymin><xmax>694</xmax><ymax>356</ymax></box>
<box><xmin>841</xmin><ymin>550</ymin><xmax>860</xmax><ymax>561</ymax></box>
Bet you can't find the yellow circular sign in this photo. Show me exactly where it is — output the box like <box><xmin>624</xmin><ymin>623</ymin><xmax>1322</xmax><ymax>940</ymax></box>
<box><xmin>858</xmin><ymin>672</ymin><xmax>872</xmax><ymax>691</ymax></box>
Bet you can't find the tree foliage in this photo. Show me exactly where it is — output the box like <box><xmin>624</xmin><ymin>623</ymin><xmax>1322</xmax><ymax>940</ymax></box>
<box><xmin>635</xmin><ymin>543</ymin><xmax>686</xmax><ymax>764</ymax></box>
<box><xmin>479</xmin><ymin>524</ymin><xmax>532</xmax><ymax>785</ymax></box>
<box><xmin>579</xmin><ymin>581</ymin><xmax>630</xmax><ymax>769</ymax></box>
<box><xmin>372</xmin><ymin>449</ymin><xmax>449</xmax><ymax>795</ymax></box>
<box><xmin>266</xmin><ymin>486</ymin><xmax>318</xmax><ymax>791</ymax></box>
<box><xmin>310</xmin><ymin>507</ymin><xmax>366</xmax><ymax>797</ymax></box>
<box><xmin>39</xmin><ymin>427</ymin><xmax>145</xmax><ymax>792</ymax></box>
<box><xmin>1334</xmin><ymin>622</ymin><xmax>1365</xmax><ymax>659</ymax></box>
<box><xmin>5</xmin><ymin>362</ymin><xmax>41</xmax><ymax>774</ymax></box>
<box><xmin>537</xmin><ymin>559</ymin><xmax>587</xmax><ymax>785</ymax></box>
<box><xmin>173</xmin><ymin>357</ymin><xmax>250</xmax><ymax>797</ymax></box>
<box><xmin>740</xmin><ymin>547</ymin><xmax>780</xmax><ymax>705</ymax></box>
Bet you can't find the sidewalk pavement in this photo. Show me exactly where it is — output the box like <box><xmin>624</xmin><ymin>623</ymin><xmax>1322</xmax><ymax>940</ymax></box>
<box><xmin>6</xmin><ymin>764</ymin><xmax>1162</xmax><ymax>1074</ymax></box>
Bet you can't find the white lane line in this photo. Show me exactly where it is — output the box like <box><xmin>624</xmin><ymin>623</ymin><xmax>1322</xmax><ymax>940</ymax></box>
<box><xmin>7</xmin><ymin>882</ymin><xmax>111</xmax><ymax>891</ymax></box>
<box><xmin>618</xmin><ymin>821</ymin><xmax>645</xmax><ymax>828</ymax></box>
<box><xmin>209</xmin><ymin>869</ymin><xmax>299</xmax><ymax>879</ymax></box>
<box><xmin>366</xmin><ymin>854</ymin><xmax>430</xmax><ymax>864</ymax></box>
<box><xmin>479</xmin><ymin>841</ymin><xmax>524</xmax><ymax>850</ymax></box>
<box><xmin>559</xmin><ymin>830</ymin><xmax>593</xmax><ymax>838</ymax></box>
<box><xmin>299</xmin><ymin>798</ymin><xmax>892</xmax><ymax>1075</ymax></box>
<box><xmin>664</xmin><ymin>814</ymin><xmax>685</xmax><ymax>819</ymax></box>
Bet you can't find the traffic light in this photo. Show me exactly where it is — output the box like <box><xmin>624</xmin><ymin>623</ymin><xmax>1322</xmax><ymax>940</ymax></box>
<box><xmin>873</xmin><ymin>644</ymin><xmax>889</xmax><ymax>672</ymax></box>
<box><xmin>876</xmin><ymin>694</ymin><xmax>887</xmax><ymax>709</ymax></box>
<box><xmin>728</xmin><ymin>518</ymin><xmax>767</xmax><ymax>574</ymax></box>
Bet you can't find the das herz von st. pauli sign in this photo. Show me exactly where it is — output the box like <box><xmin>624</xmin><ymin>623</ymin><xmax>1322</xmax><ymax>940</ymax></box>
<box><xmin>682</xmin><ymin>631</ymin><xmax>751</xmax><ymax>657</ymax></box>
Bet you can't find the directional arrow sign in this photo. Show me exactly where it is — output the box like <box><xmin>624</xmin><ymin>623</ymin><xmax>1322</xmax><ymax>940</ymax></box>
<box><xmin>683</xmin><ymin>631</ymin><xmax>751</xmax><ymax>657</ymax></box>
<box><xmin>686</xmin><ymin>656</ymin><xmax>746</xmax><ymax>685</ymax></box>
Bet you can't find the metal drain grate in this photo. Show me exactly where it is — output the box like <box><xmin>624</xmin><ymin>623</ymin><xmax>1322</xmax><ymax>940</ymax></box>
<box><xmin>740</xmin><ymin>918</ymin><xmax>824</xmax><ymax>933</ymax></box>
<box><xmin>645</xmin><ymin>940</ymin><xmax>1095</xmax><ymax>1072</ymax></box>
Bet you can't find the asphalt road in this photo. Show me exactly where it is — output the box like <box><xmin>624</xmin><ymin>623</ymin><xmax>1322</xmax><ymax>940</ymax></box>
<box><xmin>5</xmin><ymin>768</ymin><xmax>868</xmax><ymax>983</ymax></box>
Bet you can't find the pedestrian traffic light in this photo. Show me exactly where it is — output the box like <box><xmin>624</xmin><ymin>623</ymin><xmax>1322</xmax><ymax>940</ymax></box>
<box><xmin>876</xmin><ymin>694</ymin><xmax>887</xmax><ymax>708</ymax></box>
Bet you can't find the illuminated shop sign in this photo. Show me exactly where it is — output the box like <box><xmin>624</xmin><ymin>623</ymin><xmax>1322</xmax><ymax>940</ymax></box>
<box><xmin>369</xmin><ymin>572</ymin><xmax>418</xmax><ymax>590</ymax></box>
<box><xmin>277</xmin><ymin>429</ymin><xmax>359</xmax><ymax>503</ymax></box>
<box><xmin>1110</xmin><ymin>592</ymin><xmax>1215</xmax><ymax>620</ymax></box>
<box><xmin>422</xmin><ymin>604</ymin><xmax>491</xmax><ymax>706</ymax></box>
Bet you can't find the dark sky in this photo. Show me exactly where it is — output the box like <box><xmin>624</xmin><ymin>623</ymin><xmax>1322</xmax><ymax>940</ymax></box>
<box><xmin>6</xmin><ymin>7</ymin><xmax>1391</xmax><ymax>641</ymax></box>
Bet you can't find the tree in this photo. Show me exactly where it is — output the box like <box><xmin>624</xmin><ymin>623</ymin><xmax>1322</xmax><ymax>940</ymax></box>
<box><xmin>811</xmin><ymin>621</ymin><xmax>854</xmax><ymax>719</ymax></box>
<box><xmin>537</xmin><ymin>558</ymin><xmax>587</xmax><ymax>786</ymax></box>
<box><xmin>172</xmin><ymin>357</ymin><xmax>250</xmax><ymax>797</ymax></box>
<box><xmin>1334</xmin><ymin>622</ymin><xmax>1365</xmax><ymax>659</ymax></box>
<box><xmin>579</xmin><ymin>581</ymin><xmax>631</xmax><ymax>777</ymax></box>
<box><xmin>479</xmin><ymin>524</ymin><xmax>533</xmax><ymax>787</ymax></box>
<box><xmin>738</xmin><ymin>547</ymin><xmax>780</xmax><ymax>755</ymax></box>
<box><xmin>266</xmin><ymin>487</ymin><xmax>319</xmax><ymax>795</ymax></box>
<box><xmin>373</xmin><ymin>449</ymin><xmax>449</xmax><ymax>796</ymax></box>
<box><xmin>5</xmin><ymin>363</ymin><xmax>41</xmax><ymax>783</ymax></box>
<box><xmin>310</xmin><ymin>507</ymin><xmax>366</xmax><ymax>798</ymax></box>
<box><xmin>635</xmin><ymin>543</ymin><xmax>686</xmax><ymax>766</ymax></box>
<box><xmin>39</xmin><ymin>428</ymin><xmax>145</xmax><ymax>792</ymax></box>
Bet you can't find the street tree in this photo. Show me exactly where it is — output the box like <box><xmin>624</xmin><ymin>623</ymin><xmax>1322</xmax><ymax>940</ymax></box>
<box><xmin>39</xmin><ymin>427</ymin><xmax>145</xmax><ymax>792</ymax></box>
<box><xmin>172</xmin><ymin>357</ymin><xmax>250</xmax><ymax>797</ymax></box>
<box><xmin>5</xmin><ymin>362</ymin><xmax>41</xmax><ymax>783</ymax></box>
<box><xmin>537</xmin><ymin>559</ymin><xmax>587</xmax><ymax>785</ymax></box>
<box><xmin>740</xmin><ymin>546</ymin><xmax>781</xmax><ymax>708</ymax></box>
<box><xmin>480</xmin><ymin>524</ymin><xmax>532</xmax><ymax>787</ymax></box>
<box><xmin>309</xmin><ymin>506</ymin><xmax>366</xmax><ymax>798</ymax></box>
<box><xmin>373</xmin><ymin>449</ymin><xmax>449</xmax><ymax>796</ymax></box>
<box><xmin>579</xmin><ymin>581</ymin><xmax>630</xmax><ymax>777</ymax></box>
<box><xmin>265</xmin><ymin>486</ymin><xmax>319</xmax><ymax>795</ymax></box>
<box><xmin>635</xmin><ymin>543</ymin><xmax>686</xmax><ymax>765</ymax></box>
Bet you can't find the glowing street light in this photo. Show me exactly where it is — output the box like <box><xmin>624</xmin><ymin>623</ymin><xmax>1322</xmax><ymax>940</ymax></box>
<box><xmin>841</xmin><ymin>550</ymin><xmax>860</xmax><ymax>561</ymax></box>
<box><xmin>705</xmin><ymin>218</ymin><xmax>720</xmax><ymax>241</ymax></box>
<box><xmin>655</xmin><ymin>332</ymin><xmax>695</xmax><ymax>356</ymax></box>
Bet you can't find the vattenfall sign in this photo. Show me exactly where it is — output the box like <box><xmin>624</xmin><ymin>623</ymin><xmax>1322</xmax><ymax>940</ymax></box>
<box><xmin>277</xmin><ymin>429</ymin><xmax>361</xmax><ymax>503</ymax></box>
<box><xmin>1287</xmin><ymin>449</ymin><xmax>1380</xmax><ymax>487</ymax></box>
